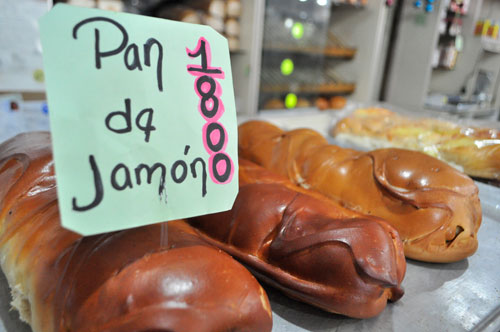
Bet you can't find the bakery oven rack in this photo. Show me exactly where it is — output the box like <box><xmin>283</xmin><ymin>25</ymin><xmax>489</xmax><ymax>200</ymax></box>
<box><xmin>260</xmin><ymin>67</ymin><xmax>355</xmax><ymax>95</ymax></box>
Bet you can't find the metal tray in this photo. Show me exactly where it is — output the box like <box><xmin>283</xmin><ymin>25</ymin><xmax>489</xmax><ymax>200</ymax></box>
<box><xmin>1</xmin><ymin>107</ymin><xmax>499</xmax><ymax>330</ymax></box>
<box><xmin>269</xmin><ymin>181</ymin><xmax>500</xmax><ymax>332</ymax></box>
<box><xmin>0</xmin><ymin>182</ymin><xmax>498</xmax><ymax>332</ymax></box>
<box><xmin>242</xmin><ymin>110</ymin><xmax>500</xmax><ymax>331</ymax></box>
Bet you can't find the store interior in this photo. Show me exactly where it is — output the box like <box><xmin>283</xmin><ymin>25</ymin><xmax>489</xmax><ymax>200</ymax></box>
<box><xmin>2</xmin><ymin>0</ymin><xmax>500</xmax><ymax>119</ymax></box>
<box><xmin>1</xmin><ymin>1</ymin><xmax>500</xmax><ymax>332</ymax></box>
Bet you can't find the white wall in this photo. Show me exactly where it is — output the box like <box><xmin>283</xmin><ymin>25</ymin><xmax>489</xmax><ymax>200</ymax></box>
<box><xmin>329</xmin><ymin>1</ymin><xmax>390</xmax><ymax>102</ymax></box>
<box><xmin>385</xmin><ymin>0</ymin><xmax>500</xmax><ymax>114</ymax></box>
<box><xmin>384</xmin><ymin>0</ymin><xmax>447</xmax><ymax>111</ymax></box>
<box><xmin>429</xmin><ymin>0</ymin><xmax>500</xmax><ymax>110</ymax></box>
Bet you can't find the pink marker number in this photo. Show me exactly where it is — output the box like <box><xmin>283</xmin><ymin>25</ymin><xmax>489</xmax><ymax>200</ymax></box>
<box><xmin>187</xmin><ymin>37</ymin><xmax>233</xmax><ymax>184</ymax></box>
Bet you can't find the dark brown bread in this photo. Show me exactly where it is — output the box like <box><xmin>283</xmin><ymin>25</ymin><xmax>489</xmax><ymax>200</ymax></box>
<box><xmin>0</xmin><ymin>132</ymin><xmax>272</xmax><ymax>332</ymax></box>
<box><xmin>189</xmin><ymin>159</ymin><xmax>406</xmax><ymax>319</ymax></box>
<box><xmin>238</xmin><ymin>120</ymin><xmax>482</xmax><ymax>263</ymax></box>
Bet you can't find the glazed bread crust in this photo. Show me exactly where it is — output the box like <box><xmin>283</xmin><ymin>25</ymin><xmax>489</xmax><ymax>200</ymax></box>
<box><xmin>333</xmin><ymin>107</ymin><xmax>500</xmax><ymax>179</ymax></box>
<box><xmin>190</xmin><ymin>159</ymin><xmax>406</xmax><ymax>318</ymax></box>
<box><xmin>238</xmin><ymin>120</ymin><xmax>482</xmax><ymax>263</ymax></box>
<box><xmin>0</xmin><ymin>132</ymin><xmax>272</xmax><ymax>332</ymax></box>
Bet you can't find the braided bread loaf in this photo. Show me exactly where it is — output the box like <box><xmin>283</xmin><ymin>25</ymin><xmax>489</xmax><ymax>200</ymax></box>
<box><xmin>0</xmin><ymin>132</ymin><xmax>272</xmax><ymax>332</ymax></box>
<box><xmin>238</xmin><ymin>120</ymin><xmax>482</xmax><ymax>263</ymax></box>
<box><xmin>333</xmin><ymin>107</ymin><xmax>500</xmax><ymax>179</ymax></box>
<box><xmin>189</xmin><ymin>159</ymin><xmax>406</xmax><ymax>318</ymax></box>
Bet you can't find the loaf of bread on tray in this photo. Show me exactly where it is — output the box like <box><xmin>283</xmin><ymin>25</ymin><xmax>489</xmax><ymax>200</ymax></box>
<box><xmin>189</xmin><ymin>159</ymin><xmax>406</xmax><ymax>319</ymax></box>
<box><xmin>332</xmin><ymin>107</ymin><xmax>500</xmax><ymax>180</ymax></box>
<box><xmin>238</xmin><ymin>120</ymin><xmax>482</xmax><ymax>263</ymax></box>
<box><xmin>0</xmin><ymin>132</ymin><xmax>272</xmax><ymax>332</ymax></box>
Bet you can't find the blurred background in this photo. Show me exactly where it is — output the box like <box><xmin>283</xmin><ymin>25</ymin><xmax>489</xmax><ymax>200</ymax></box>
<box><xmin>1</xmin><ymin>0</ymin><xmax>500</xmax><ymax>140</ymax></box>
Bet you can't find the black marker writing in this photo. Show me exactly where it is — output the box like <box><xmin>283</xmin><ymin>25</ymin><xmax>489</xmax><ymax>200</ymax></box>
<box><xmin>72</xmin><ymin>155</ymin><xmax>103</xmax><ymax>211</ymax></box>
<box><xmin>72</xmin><ymin>146</ymin><xmax>207</xmax><ymax>212</ymax></box>
<box><xmin>105</xmin><ymin>98</ymin><xmax>156</xmax><ymax>142</ymax></box>
<box><xmin>73</xmin><ymin>16</ymin><xmax>164</xmax><ymax>92</ymax></box>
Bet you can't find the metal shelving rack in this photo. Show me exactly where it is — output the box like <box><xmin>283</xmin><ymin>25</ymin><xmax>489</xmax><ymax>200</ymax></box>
<box><xmin>232</xmin><ymin>0</ymin><xmax>393</xmax><ymax>115</ymax></box>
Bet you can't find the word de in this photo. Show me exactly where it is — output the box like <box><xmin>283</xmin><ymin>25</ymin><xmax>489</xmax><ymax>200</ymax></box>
<box><xmin>105</xmin><ymin>98</ymin><xmax>155</xmax><ymax>142</ymax></box>
<box><xmin>187</xmin><ymin>37</ymin><xmax>234</xmax><ymax>184</ymax></box>
<box><xmin>73</xmin><ymin>16</ymin><xmax>164</xmax><ymax>92</ymax></box>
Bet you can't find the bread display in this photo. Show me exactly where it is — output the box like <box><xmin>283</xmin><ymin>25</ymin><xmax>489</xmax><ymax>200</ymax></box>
<box><xmin>226</xmin><ymin>0</ymin><xmax>241</xmax><ymax>18</ymax></box>
<box><xmin>329</xmin><ymin>96</ymin><xmax>347</xmax><ymax>109</ymax></box>
<box><xmin>332</xmin><ymin>107</ymin><xmax>500</xmax><ymax>180</ymax></box>
<box><xmin>263</xmin><ymin>98</ymin><xmax>285</xmax><ymax>110</ymax></box>
<box><xmin>0</xmin><ymin>132</ymin><xmax>273</xmax><ymax>332</ymax></box>
<box><xmin>296</xmin><ymin>98</ymin><xmax>311</xmax><ymax>108</ymax></box>
<box><xmin>157</xmin><ymin>5</ymin><xmax>203</xmax><ymax>25</ymax></box>
<box><xmin>238</xmin><ymin>120</ymin><xmax>482</xmax><ymax>263</ymax></box>
<box><xmin>315</xmin><ymin>97</ymin><xmax>330</xmax><ymax>110</ymax></box>
<box><xmin>189</xmin><ymin>159</ymin><xmax>406</xmax><ymax>319</ymax></box>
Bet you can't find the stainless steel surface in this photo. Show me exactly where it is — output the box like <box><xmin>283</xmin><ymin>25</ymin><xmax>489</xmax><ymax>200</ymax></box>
<box><xmin>0</xmin><ymin>185</ymin><xmax>498</xmax><ymax>332</ymax></box>
<box><xmin>270</xmin><ymin>181</ymin><xmax>500</xmax><ymax>332</ymax></box>
<box><xmin>471</xmin><ymin>304</ymin><xmax>500</xmax><ymax>332</ymax></box>
<box><xmin>0</xmin><ymin>271</ymin><xmax>30</xmax><ymax>332</ymax></box>
<box><xmin>0</xmin><ymin>112</ymin><xmax>499</xmax><ymax>332</ymax></box>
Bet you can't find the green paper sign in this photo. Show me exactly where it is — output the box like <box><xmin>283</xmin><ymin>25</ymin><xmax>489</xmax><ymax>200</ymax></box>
<box><xmin>39</xmin><ymin>4</ymin><xmax>238</xmax><ymax>235</ymax></box>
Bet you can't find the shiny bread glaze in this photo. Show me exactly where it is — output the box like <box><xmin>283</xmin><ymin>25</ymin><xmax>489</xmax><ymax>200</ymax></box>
<box><xmin>190</xmin><ymin>159</ymin><xmax>406</xmax><ymax>318</ymax></box>
<box><xmin>238</xmin><ymin>120</ymin><xmax>482</xmax><ymax>263</ymax></box>
<box><xmin>333</xmin><ymin>107</ymin><xmax>500</xmax><ymax>180</ymax></box>
<box><xmin>0</xmin><ymin>132</ymin><xmax>272</xmax><ymax>332</ymax></box>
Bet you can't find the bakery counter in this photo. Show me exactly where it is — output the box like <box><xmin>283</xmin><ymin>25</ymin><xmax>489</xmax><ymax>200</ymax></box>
<box><xmin>238</xmin><ymin>107</ymin><xmax>339</xmax><ymax>137</ymax></box>
<box><xmin>239</xmin><ymin>103</ymin><xmax>500</xmax><ymax>133</ymax></box>
<box><xmin>268</xmin><ymin>181</ymin><xmax>500</xmax><ymax>332</ymax></box>
<box><xmin>237</xmin><ymin>107</ymin><xmax>500</xmax><ymax>331</ymax></box>
<box><xmin>1</xmin><ymin>107</ymin><xmax>499</xmax><ymax>331</ymax></box>
<box><xmin>0</xmin><ymin>179</ymin><xmax>498</xmax><ymax>332</ymax></box>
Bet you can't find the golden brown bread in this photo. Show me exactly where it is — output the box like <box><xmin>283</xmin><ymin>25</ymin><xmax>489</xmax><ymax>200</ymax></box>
<box><xmin>189</xmin><ymin>159</ymin><xmax>406</xmax><ymax>318</ymax></box>
<box><xmin>315</xmin><ymin>97</ymin><xmax>330</xmax><ymax>111</ymax></box>
<box><xmin>238</xmin><ymin>120</ymin><xmax>482</xmax><ymax>263</ymax></box>
<box><xmin>329</xmin><ymin>96</ymin><xmax>347</xmax><ymax>109</ymax></box>
<box><xmin>0</xmin><ymin>132</ymin><xmax>272</xmax><ymax>332</ymax></box>
<box><xmin>263</xmin><ymin>98</ymin><xmax>285</xmax><ymax>110</ymax></box>
<box><xmin>333</xmin><ymin>107</ymin><xmax>500</xmax><ymax>179</ymax></box>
